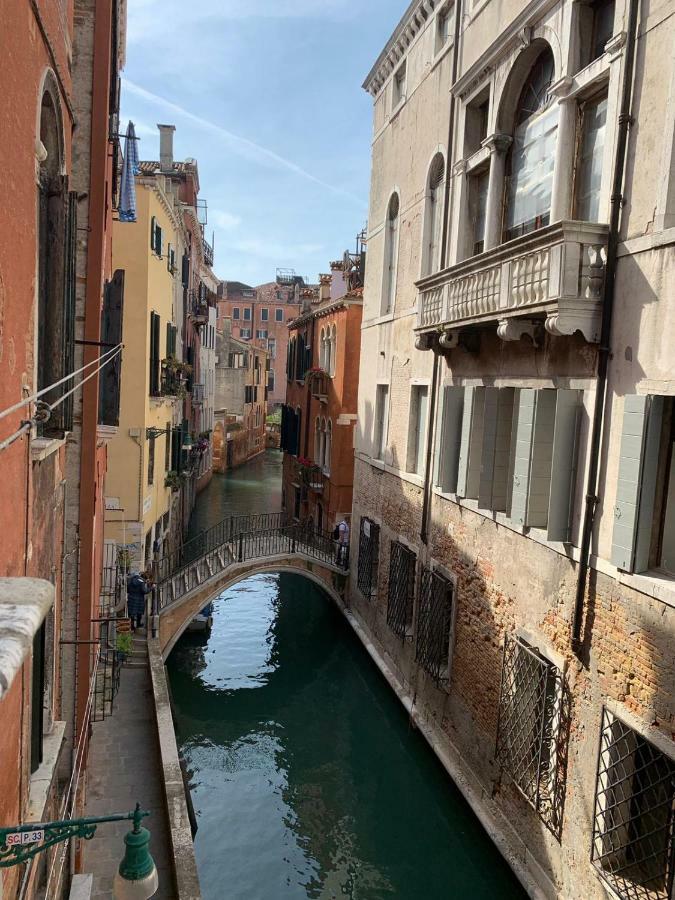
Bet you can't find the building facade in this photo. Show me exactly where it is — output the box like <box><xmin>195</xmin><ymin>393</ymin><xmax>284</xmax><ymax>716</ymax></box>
<box><xmin>217</xmin><ymin>274</ymin><xmax>304</xmax><ymax>408</ymax></box>
<box><xmin>351</xmin><ymin>2</ymin><xmax>675</xmax><ymax>899</ymax></box>
<box><xmin>213</xmin><ymin>319</ymin><xmax>269</xmax><ymax>470</ymax></box>
<box><xmin>0</xmin><ymin>1</ymin><xmax>125</xmax><ymax>897</ymax></box>
<box><xmin>281</xmin><ymin>262</ymin><xmax>363</xmax><ymax>533</ymax></box>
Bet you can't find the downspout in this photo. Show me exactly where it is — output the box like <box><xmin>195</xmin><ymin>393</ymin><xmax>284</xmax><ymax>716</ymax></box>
<box><xmin>420</xmin><ymin>0</ymin><xmax>462</xmax><ymax>546</ymax></box>
<box><xmin>572</xmin><ymin>0</ymin><xmax>640</xmax><ymax>652</ymax></box>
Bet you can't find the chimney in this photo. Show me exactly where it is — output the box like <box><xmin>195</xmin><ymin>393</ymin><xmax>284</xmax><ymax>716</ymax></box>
<box><xmin>158</xmin><ymin>124</ymin><xmax>176</xmax><ymax>173</ymax></box>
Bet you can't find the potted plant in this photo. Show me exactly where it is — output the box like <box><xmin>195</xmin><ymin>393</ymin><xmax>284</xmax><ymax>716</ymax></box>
<box><xmin>165</xmin><ymin>470</ymin><xmax>181</xmax><ymax>492</ymax></box>
<box><xmin>116</xmin><ymin>631</ymin><xmax>133</xmax><ymax>664</ymax></box>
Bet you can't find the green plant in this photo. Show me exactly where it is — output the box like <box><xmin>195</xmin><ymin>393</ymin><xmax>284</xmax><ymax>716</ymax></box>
<box><xmin>165</xmin><ymin>471</ymin><xmax>181</xmax><ymax>492</ymax></box>
<box><xmin>116</xmin><ymin>632</ymin><xmax>133</xmax><ymax>656</ymax></box>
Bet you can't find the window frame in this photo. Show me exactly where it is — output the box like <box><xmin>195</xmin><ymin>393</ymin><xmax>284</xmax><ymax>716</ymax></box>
<box><xmin>407</xmin><ymin>383</ymin><xmax>430</xmax><ymax>476</ymax></box>
<box><xmin>381</xmin><ymin>192</ymin><xmax>400</xmax><ymax>315</ymax></box>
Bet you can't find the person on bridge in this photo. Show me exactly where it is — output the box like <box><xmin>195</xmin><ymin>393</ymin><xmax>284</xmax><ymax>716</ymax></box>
<box><xmin>127</xmin><ymin>571</ymin><xmax>153</xmax><ymax>632</ymax></box>
<box><xmin>336</xmin><ymin>519</ymin><xmax>350</xmax><ymax>568</ymax></box>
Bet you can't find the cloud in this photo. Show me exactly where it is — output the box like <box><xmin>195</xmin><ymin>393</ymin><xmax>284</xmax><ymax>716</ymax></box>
<box><xmin>122</xmin><ymin>78</ymin><xmax>364</xmax><ymax>206</ymax></box>
<box><xmin>230</xmin><ymin>237</ymin><xmax>324</xmax><ymax>262</ymax></box>
<box><xmin>128</xmin><ymin>0</ymin><xmax>353</xmax><ymax>28</ymax></box>
<box><xmin>211</xmin><ymin>210</ymin><xmax>242</xmax><ymax>231</ymax></box>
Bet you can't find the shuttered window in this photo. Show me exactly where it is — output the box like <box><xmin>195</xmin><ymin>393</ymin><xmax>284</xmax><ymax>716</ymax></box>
<box><xmin>357</xmin><ymin>518</ymin><xmax>380</xmax><ymax>598</ymax></box>
<box><xmin>434</xmin><ymin>386</ymin><xmax>464</xmax><ymax>493</ymax></box>
<box><xmin>149</xmin><ymin>312</ymin><xmax>161</xmax><ymax>396</ymax></box>
<box><xmin>407</xmin><ymin>385</ymin><xmax>429</xmax><ymax>475</ymax></box>
<box><xmin>456</xmin><ymin>386</ymin><xmax>486</xmax><ymax>499</ymax></box>
<box><xmin>165</xmin><ymin>422</ymin><xmax>171</xmax><ymax>470</ymax></box>
<box><xmin>148</xmin><ymin>435</ymin><xmax>155</xmax><ymax>485</ymax></box>
<box><xmin>99</xmin><ymin>269</ymin><xmax>124</xmax><ymax>427</ymax></box>
<box><xmin>374</xmin><ymin>384</ymin><xmax>389</xmax><ymax>460</ymax></box>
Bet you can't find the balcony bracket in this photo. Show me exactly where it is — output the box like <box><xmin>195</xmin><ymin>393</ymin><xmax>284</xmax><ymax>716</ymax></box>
<box><xmin>497</xmin><ymin>318</ymin><xmax>540</xmax><ymax>345</ymax></box>
<box><xmin>415</xmin><ymin>333</ymin><xmax>434</xmax><ymax>352</ymax></box>
<box><xmin>438</xmin><ymin>330</ymin><xmax>459</xmax><ymax>351</ymax></box>
<box><xmin>544</xmin><ymin>303</ymin><xmax>601</xmax><ymax>343</ymax></box>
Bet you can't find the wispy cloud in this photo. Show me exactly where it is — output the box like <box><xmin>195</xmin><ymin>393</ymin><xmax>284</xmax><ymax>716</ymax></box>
<box><xmin>128</xmin><ymin>0</ymin><xmax>353</xmax><ymax>30</ymax></box>
<box><xmin>123</xmin><ymin>78</ymin><xmax>364</xmax><ymax>206</ymax></box>
<box><xmin>211</xmin><ymin>210</ymin><xmax>242</xmax><ymax>231</ymax></box>
<box><xmin>230</xmin><ymin>237</ymin><xmax>324</xmax><ymax>262</ymax></box>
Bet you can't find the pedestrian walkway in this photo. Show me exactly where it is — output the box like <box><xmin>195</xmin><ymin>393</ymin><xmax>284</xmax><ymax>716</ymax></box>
<box><xmin>83</xmin><ymin>634</ymin><xmax>177</xmax><ymax>898</ymax></box>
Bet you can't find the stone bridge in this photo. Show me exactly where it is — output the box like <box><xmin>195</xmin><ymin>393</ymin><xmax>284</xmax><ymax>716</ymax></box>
<box><xmin>153</xmin><ymin>515</ymin><xmax>348</xmax><ymax>658</ymax></box>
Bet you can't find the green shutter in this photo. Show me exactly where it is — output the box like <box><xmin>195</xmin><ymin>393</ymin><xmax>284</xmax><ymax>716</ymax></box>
<box><xmin>456</xmin><ymin>387</ymin><xmax>485</xmax><ymax>499</ymax></box>
<box><xmin>526</xmin><ymin>389</ymin><xmax>557</xmax><ymax>527</ymax></box>
<box><xmin>435</xmin><ymin>386</ymin><xmax>464</xmax><ymax>493</ymax></box>
<box><xmin>479</xmin><ymin>388</ymin><xmax>515</xmax><ymax>512</ymax></box>
<box><xmin>510</xmin><ymin>389</ymin><xmax>536</xmax><ymax>526</ymax></box>
<box><xmin>611</xmin><ymin>395</ymin><xmax>662</xmax><ymax>572</ymax></box>
<box><xmin>546</xmin><ymin>389</ymin><xmax>581</xmax><ymax>542</ymax></box>
<box><xmin>150</xmin><ymin>216</ymin><xmax>156</xmax><ymax>251</ymax></box>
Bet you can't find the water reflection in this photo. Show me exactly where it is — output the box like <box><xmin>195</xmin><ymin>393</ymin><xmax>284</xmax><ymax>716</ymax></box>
<box><xmin>168</xmin><ymin>573</ymin><xmax>525</xmax><ymax>900</ymax></box>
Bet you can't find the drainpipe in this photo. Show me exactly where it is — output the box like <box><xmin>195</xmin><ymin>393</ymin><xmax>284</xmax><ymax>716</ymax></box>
<box><xmin>420</xmin><ymin>0</ymin><xmax>462</xmax><ymax>546</ymax></box>
<box><xmin>572</xmin><ymin>0</ymin><xmax>640</xmax><ymax>653</ymax></box>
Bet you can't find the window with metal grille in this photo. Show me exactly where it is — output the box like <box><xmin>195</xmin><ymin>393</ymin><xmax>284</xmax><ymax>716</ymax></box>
<box><xmin>415</xmin><ymin>568</ymin><xmax>453</xmax><ymax>682</ymax></box>
<box><xmin>386</xmin><ymin>541</ymin><xmax>416</xmax><ymax>638</ymax></box>
<box><xmin>592</xmin><ymin>708</ymin><xmax>675</xmax><ymax>900</ymax></box>
<box><xmin>357</xmin><ymin>518</ymin><xmax>379</xmax><ymax>598</ymax></box>
<box><xmin>495</xmin><ymin>634</ymin><xmax>567</xmax><ymax>837</ymax></box>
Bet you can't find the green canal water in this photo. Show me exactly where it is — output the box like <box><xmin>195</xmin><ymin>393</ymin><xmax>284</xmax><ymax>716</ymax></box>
<box><xmin>167</xmin><ymin>452</ymin><xmax>526</xmax><ymax>899</ymax></box>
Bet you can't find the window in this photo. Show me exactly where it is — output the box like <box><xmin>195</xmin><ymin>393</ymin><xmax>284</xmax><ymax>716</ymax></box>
<box><xmin>329</xmin><ymin>325</ymin><xmax>337</xmax><ymax>377</ymax></box>
<box><xmin>243</xmin><ymin>307</ymin><xmax>251</xmax><ymax>321</ymax></box>
<box><xmin>268</xmin><ymin>370</ymin><xmax>275</xmax><ymax>392</ymax></box>
<box><xmin>240</xmin><ymin>328</ymin><xmax>251</xmax><ymax>339</ymax></box>
<box><xmin>436</xmin><ymin>3</ymin><xmax>454</xmax><ymax>54</ymax></box>
<box><xmin>392</xmin><ymin>61</ymin><xmax>406</xmax><ymax>108</ymax></box>
<box><xmin>592</xmin><ymin>708</ymin><xmax>675</xmax><ymax>900</ymax></box>
<box><xmin>320</xmin><ymin>327</ymin><xmax>327</xmax><ymax>370</ymax></box>
<box><xmin>232</xmin><ymin>307</ymin><xmax>240</xmax><ymax>320</ymax></box>
<box><xmin>37</xmin><ymin>87</ymin><xmax>77</xmax><ymax>435</ymax></box>
<box><xmin>167</xmin><ymin>243</ymin><xmax>176</xmax><ymax>274</ymax></box>
<box><xmin>575</xmin><ymin>91</ymin><xmax>608</xmax><ymax>223</ymax></box>
<box><xmin>464</xmin><ymin>91</ymin><xmax>490</xmax><ymax>157</ymax></box>
<box><xmin>407</xmin><ymin>385</ymin><xmax>429</xmax><ymax>475</ymax></box>
<box><xmin>324</xmin><ymin>420</ymin><xmax>332</xmax><ymax>473</ymax></box>
<box><xmin>314</xmin><ymin>418</ymin><xmax>322</xmax><ymax>465</ymax></box>
<box><xmin>150</xmin><ymin>217</ymin><xmax>163</xmax><ymax>257</ymax></box>
<box><xmin>495</xmin><ymin>634</ymin><xmax>566</xmax><ymax>837</ymax></box>
<box><xmin>469</xmin><ymin>169</ymin><xmax>489</xmax><ymax>255</ymax></box>
<box><xmin>387</xmin><ymin>542</ymin><xmax>416</xmax><ymax>638</ymax></box>
<box><xmin>243</xmin><ymin>289</ymin><xmax>255</xmax><ymax>298</ymax></box>
<box><xmin>612</xmin><ymin>395</ymin><xmax>675</xmax><ymax>575</ymax></box>
<box><xmin>149</xmin><ymin>312</ymin><xmax>161</xmax><ymax>396</ymax></box>
<box><xmin>357</xmin><ymin>517</ymin><xmax>380</xmax><ymax>598</ymax></box>
<box><xmin>504</xmin><ymin>49</ymin><xmax>558</xmax><ymax>242</ymax></box>
<box><xmin>268</xmin><ymin>338</ymin><xmax>276</xmax><ymax>359</ymax></box>
<box><xmin>295</xmin><ymin>407</ymin><xmax>302</xmax><ymax>457</ymax></box>
<box><xmin>261</xmin><ymin>308</ymin><xmax>269</xmax><ymax>321</ymax></box>
<box><xmin>148</xmin><ymin>435</ymin><xmax>155</xmax><ymax>485</ymax></box>
<box><xmin>579</xmin><ymin>0</ymin><xmax>615</xmax><ymax>68</ymax></box>
<box><xmin>275</xmin><ymin>308</ymin><xmax>284</xmax><ymax>322</ymax></box>
<box><xmin>415</xmin><ymin>568</ymin><xmax>453</xmax><ymax>683</ymax></box>
<box><xmin>256</xmin><ymin>330</ymin><xmax>268</xmax><ymax>339</ymax></box>
<box><xmin>374</xmin><ymin>384</ymin><xmax>389</xmax><ymax>461</ymax></box>
<box><xmin>30</xmin><ymin>622</ymin><xmax>46</xmax><ymax>773</ymax></box>
<box><xmin>381</xmin><ymin>193</ymin><xmax>400</xmax><ymax>315</ymax></box>
<box><xmin>423</xmin><ymin>155</ymin><xmax>445</xmax><ymax>275</ymax></box>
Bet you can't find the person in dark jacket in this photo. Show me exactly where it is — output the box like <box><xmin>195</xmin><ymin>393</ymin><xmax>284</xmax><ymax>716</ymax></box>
<box><xmin>127</xmin><ymin>571</ymin><xmax>153</xmax><ymax>631</ymax></box>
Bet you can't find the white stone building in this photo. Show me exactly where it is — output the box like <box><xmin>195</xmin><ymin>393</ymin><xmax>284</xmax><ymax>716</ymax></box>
<box><xmin>351</xmin><ymin>1</ymin><xmax>675</xmax><ymax>898</ymax></box>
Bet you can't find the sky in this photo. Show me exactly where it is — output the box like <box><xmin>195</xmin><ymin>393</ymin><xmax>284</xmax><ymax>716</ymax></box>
<box><xmin>121</xmin><ymin>0</ymin><xmax>411</xmax><ymax>287</ymax></box>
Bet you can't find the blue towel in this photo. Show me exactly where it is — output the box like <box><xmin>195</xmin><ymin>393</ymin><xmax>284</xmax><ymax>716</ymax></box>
<box><xmin>119</xmin><ymin>121</ymin><xmax>140</xmax><ymax>223</ymax></box>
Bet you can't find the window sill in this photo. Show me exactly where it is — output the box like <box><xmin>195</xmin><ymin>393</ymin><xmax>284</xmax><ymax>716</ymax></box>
<box><xmin>389</xmin><ymin>96</ymin><xmax>407</xmax><ymax>124</ymax></box>
<box><xmin>430</xmin><ymin>38</ymin><xmax>454</xmax><ymax>74</ymax></box>
<box><xmin>362</xmin><ymin>311</ymin><xmax>395</xmax><ymax>329</ymax></box>
<box><xmin>27</xmin><ymin>721</ymin><xmax>66</xmax><ymax>821</ymax></box>
<box><xmin>97</xmin><ymin>424</ymin><xmax>118</xmax><ymax>441</ymax></box>
<box><xmin>31</xmin><ymin>436</ymin><xmax>66</xmax><ymax>462</ymax></box>
<box><xmin>618</xmin><ymin>570</ymin><xmax>675</xmax><ymax>611</ymax></box>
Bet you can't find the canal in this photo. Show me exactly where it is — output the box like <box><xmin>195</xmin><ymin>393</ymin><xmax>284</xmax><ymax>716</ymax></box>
<box><xmin>167</xmin><ymin>452</ymin><xmax>526</xmax><ymax>899</ymax></box>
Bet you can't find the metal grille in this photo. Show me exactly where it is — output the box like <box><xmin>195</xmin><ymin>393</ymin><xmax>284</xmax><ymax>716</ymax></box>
<box><xmin>415</xmin><ymin>568</ymin><xmax>453</xmax><ymax>682</ymax></box>
<box><xmin>357</xmin><ymin>518</ymin><xmax>379</xmax><ymax>599</ymax></box>
<box><xmin>91</xmin><ymin>620</ymin><xmax>121</xmax><ymax>723</ymax></box>
<box><xmin>495</xmin><ymin>635</ymin><xmax>567</xmax><ymax>837</ymax></box>
<box><xmin>386</xmin><ymin>541</ymin><xmax>416</xmax><ymax>638</ymax></box>
<box><xmin>592</xmin><ymin>708</ymin><xmax>675</xmax><ymax>900</ymax></box>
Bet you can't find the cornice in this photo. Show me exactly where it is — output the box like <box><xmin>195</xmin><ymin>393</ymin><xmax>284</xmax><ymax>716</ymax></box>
<box><xmin>362</xmin><ymin>0</ymin><xmax>439</xmax><ymax>98</ymax></box>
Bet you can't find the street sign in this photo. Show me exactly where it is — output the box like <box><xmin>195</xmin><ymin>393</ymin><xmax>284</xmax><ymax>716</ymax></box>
<box><xmin>4</xmin><ymin>830</ymin><xmax>44</xmax><ymax>846</ymax></box>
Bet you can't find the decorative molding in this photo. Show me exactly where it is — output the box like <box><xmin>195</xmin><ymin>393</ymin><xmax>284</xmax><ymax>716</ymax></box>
<box><xmin>438</xmin><ymin>330</ymin><xmax>459</xmax><ymax>350</ymax></box>
<box><xmin>605</xmin><ymin>31</ymin><xmax>627</xmax><ymax>62</ymax></box>
<box><xmin>482</xmin><ymin>133</ymin><xmax>513</xmax><ymax>154</ymax></box>
<box><xmin>548</xmin><ymin>75</ymin><xmax>574</xmax><ymax>99</ymax></box>
<box><xmin>363</xmin><ymin>0</ymin><xmax>439</xmax><ymax>97</ymax></box>
<box><xmin>497</xmin><ymin>318</ymin><xmax>538</xmax><ymax>343</ymax></box>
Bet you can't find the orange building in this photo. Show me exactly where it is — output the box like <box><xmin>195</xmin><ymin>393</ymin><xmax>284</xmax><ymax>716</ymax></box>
<box><xmin>280</xmin><ymin>259</ymin><xmax>363</xmax><ymax>535</ymax></box>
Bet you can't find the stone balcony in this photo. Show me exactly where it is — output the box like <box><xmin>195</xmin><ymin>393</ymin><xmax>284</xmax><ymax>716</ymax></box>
<box><xmin>415</xmin><ymin>221</ymin><xmax>608</xmax><ymax>345</ymax></box>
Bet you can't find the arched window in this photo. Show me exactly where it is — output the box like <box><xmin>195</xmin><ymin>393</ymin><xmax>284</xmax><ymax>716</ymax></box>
<box><xmin>329</xmin><ymin>325</ymin><xmax>337</xmax><ymax>377</ymax></box>
<box><xmin>325</xmin><ymin>420</ymin><xmax>332</xmax><ymax>473</ymax></box>
<box><xmin>320</xmin><ymin>327</ymin><xmax>326</xmax><ymax>370</ymax></box>
<box><xmin>314</xmin><ymin>417</ymin><xmax>322</xmax><ymax>465</ymax></box>
<box><xmin>320</xmin><ymin>417</ymin><xmax>326</xmax><ymax>469</ymax></box>
<box><xmin>504</xmin><ymin>48</ymin><xmax>558</xmax><ymax>241</ymax></box>
<box><xmin>381</xmin><ymin>192</ymin><xmax>400</xmax><ymax>315</ymax></box>
<box><xmin>423</xmin><ymin>154</ymin><xmax>445</xmax><ymax>275</ymax></box>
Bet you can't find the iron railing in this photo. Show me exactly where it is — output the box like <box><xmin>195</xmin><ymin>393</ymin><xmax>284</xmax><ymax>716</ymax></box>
<box><xmin>91</xmin><ymin>620</ymin><xmax>121</xmax><ymax>722</ymax></box>
<box><xmin>415</xmin><ymin>568</ymin><xmax>453</xmax><ymax>683</ymax></box>
<box><xmin>154</xmin><ymin>517</ymin><xmax>347</xmax><ymax>611</ymax></box>
<box><xmin>591</xmin><ymin>708</ymin><xmax>675</xmax><ymax>900</ymax></box>
<box><xmin>386</xmin><ymin>541</ymin><xmax>416</xmax><ymax>639</ymax></box>
<box><xmin>495</xmin><ymin>634</ymin><xmax>569</xmax><ymax>838</ymax></box>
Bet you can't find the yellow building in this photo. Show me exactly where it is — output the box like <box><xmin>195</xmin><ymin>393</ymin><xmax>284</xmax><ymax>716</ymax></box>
<box><xmin>104</xmin><ymin>175</ymin><xmax>185</xmax><ymax>571</ymax></box>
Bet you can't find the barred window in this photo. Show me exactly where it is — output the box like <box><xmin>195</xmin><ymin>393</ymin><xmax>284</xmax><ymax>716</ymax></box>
<box><xmin>495</xmin><ymin>634</ymin><xmax>567</xmax><ymax>837</ymax></box>
<box><xmin>386</xmin><ymin>542</ymin><xmax>416</xmax><ymax>638</ymax></box>
<box><xmin>592</xmin><ymin>708</ymin><xmax>675</xmax><ymax>900</ymax></box>
<box><xmin>415</xmin><ymin>568</ymin><xmax>453</xmax><ymax>682</ymax></box>
<box><xmin>357</xmin><ymin>518</ymin><xmax>380</xmax><ymax>598</ymax></box>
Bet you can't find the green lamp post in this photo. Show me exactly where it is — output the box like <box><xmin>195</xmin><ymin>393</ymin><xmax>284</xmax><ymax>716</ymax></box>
<box><xmin>0</xmin><ymin>803</ymin><xmax>158</xmax><ymax>899</ymax></box>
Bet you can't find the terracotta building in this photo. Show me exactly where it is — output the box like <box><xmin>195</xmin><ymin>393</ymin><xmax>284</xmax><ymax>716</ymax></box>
<box><xmin>350</xmin><ymin>2</ymin><xmax>675</xmax><ymax>899</ymax></box>
<box><xmin>217</xmin><ymin>272</ymin><xmax>305</xmax><ymax>409</ymax></box>
<box><xmin>213</xmin><ymin>318</ymin><xmax>269</xmax><ymax>470</ymax></box>
<box><xmin>280</xmin><ymin>258</ymin><xmax>363</xmax><ymax>534</ymax></box>
<box><xmin>0</xmin><ymin>1</ymin><xmax>125</xmax><ymax>897</ymax></box>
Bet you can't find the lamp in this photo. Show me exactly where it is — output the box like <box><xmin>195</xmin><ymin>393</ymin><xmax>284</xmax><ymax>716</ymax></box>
<box><xmin>113</xmin><ymin>805</ymin><xmax>159</xmax><ymax>899</ymax></box>
<box><xmin>182</xmin><ymin>433</ymin><xmax>193</xmax><ymax>451</ymax></box>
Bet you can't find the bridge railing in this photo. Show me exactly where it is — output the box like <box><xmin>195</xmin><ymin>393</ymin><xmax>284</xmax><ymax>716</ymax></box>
<box><xmin>155</xmin><ymin>521</ymin><xmax>348</xmax><ymax>612</ymax></box>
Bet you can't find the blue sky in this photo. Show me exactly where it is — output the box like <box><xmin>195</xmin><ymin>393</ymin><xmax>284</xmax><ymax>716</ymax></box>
<box><xmin>121</xmin><ymin>0</ymin><xmax>410</xmax><ymax>286</ymax></box>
